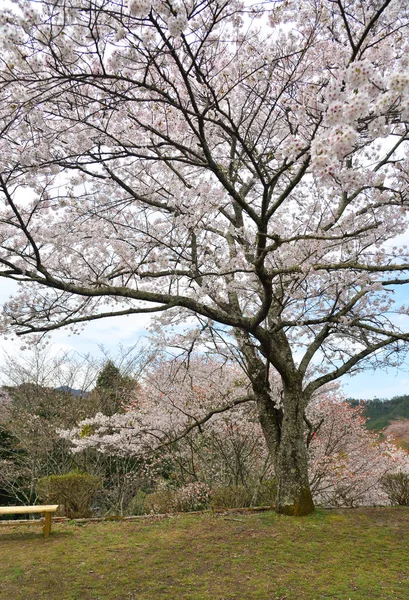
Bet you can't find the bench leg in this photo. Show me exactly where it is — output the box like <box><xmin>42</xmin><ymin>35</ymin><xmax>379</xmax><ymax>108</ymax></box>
<box><xmin>43</xmin><ymin>512</ymin><xmax>52</xmax><ymax>538</ymax></box>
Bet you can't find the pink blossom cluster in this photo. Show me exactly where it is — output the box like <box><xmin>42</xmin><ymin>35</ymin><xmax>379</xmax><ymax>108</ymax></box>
<box><xmin>308</xmin><ymin>397</ymin><xmax>409</xmax><ymax>507</ymax></box>
<box><xmin>128</xmin><ymin>0</ymin><xmax>152</xmax><ymax>18</ymax></box>
<box><xmin>171</xmin><ymin>481</ymin><xmax>211</xmax><ymax>512</ymax></box>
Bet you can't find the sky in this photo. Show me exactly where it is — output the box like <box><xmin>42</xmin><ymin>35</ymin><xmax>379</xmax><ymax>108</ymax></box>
<box><xmin>0</xmin><ymin>277</ymin><xmax>408</xmax><ymax>400</ymax></box>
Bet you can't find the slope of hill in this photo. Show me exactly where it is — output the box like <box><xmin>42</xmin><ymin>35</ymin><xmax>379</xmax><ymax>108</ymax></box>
<box><xmin>383</xmin><ymin>419</ymin><xmax>409</xmax><ymax>451</ymax></box>
<box><xmin>363</xmin><ymin>395</ymin><xmax>409</xmax><ymax>431</ymax></box>
<box><xmin>349</xmin><ymin>395</ymin><xmax>409</xmax><ymax>432</ymax></box>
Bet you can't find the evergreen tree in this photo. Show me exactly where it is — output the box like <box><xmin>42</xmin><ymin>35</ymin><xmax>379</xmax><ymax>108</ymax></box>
<box><xmin>93</xmin><ymin>361</ymin><xmax>136</xmax><ymax>416</ymax></box>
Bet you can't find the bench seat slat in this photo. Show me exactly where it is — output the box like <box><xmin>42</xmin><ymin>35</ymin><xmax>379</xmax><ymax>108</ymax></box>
<box><xmin>0</xmin><ymin>505</ymin><xmax>59</xmax><ymax>515</ymax></box>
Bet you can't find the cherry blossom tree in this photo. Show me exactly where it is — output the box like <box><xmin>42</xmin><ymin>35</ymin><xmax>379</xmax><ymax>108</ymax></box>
<box><xmin>307</xmin><ymin>395</ymin><xmax>409</xmax><ymax>506</ymax></box>
<box><xmin>61</xmin><ymin>356</ymin><xmax>255</xmax><ymax>459</ymax></box>
<box><xmin>1</xmin><ymin>0</ymin><xmax>409</xmax><ymax>513</ymax></box>
<box><xmin>59</xmin><ymin>356</ymin><xmax>269</xmax><ymax>507</ymax></box>
<box><xmin>61</xmin><ymin>357</ymin><xmax>409</xmax><ymax>508</ymax></box>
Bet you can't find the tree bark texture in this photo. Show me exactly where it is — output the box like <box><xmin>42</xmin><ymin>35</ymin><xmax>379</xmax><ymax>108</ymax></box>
<box><xmin>257</xmin><ymin>387</ymin><xmax>314</xmax><ymax>516</ymax></box>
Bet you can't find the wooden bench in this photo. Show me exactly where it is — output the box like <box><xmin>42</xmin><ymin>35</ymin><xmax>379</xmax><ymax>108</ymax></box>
<box><xmin>0</xmin><ymin>505</ymin><xmax>59</xmax><ymax>538</ymax></box>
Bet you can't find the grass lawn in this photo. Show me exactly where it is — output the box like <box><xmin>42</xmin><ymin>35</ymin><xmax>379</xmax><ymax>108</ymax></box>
<box><xmin>0</xmin><ymin>507</ymin><xmax>408</xmax><ymax>599</ymax></box>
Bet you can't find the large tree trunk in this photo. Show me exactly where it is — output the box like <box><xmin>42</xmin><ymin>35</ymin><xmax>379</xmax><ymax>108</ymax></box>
<box><xmin>236</xmin><ymin>332</ymin><xmax>314</xmax><ymax>516</ymax></box>
<box><xmin>274</xmin><ymin>399</ymin><xmax>314</xmax><ymax>516</ymax></box>
<box><xmin>257</xmin><ymin>386</ymin><xmax>314</xmax><ymax>516</ymax></box>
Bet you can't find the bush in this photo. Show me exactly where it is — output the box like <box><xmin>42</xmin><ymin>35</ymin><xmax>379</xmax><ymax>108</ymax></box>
<box><xmin>36</xmin><ymin>472</ymin><xmax>102</xmax><ymax>518</ymax></box>
<box><xmin>381</xmin><ymin>472</ymin><xmax>409</xmax><ymax>506</ymax></box>
<box><xmin>210</xmin><ymin>485</ymin><xmax>253</xmax><ymax>509</ymax></box>
<box><xmin>145</xmin><ymin>482</ymin><xmax>211</xmax><ymax>514</ymax></box>
<box><xmin>145</xmin><ymin>488</ymin><xmax>176</xmax><ymax>514</ymax></box>
<box><xmin>252</xmin><ymin>478</ymin><xmax>277</xmax><ymax>507</ymax></box>
<box><xmin>125</xmin><ymin>490</ymin><xmax>148</xmax><ymax>516</ymax></box>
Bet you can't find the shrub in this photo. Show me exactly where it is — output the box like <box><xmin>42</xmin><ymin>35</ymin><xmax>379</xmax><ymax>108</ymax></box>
<box><xmin>381</xmin><ymin>472</ymin><xmax>409</xmax><ymax>506</ymax></box>
<box><xmin>145</xmin><ymin>488</ymin><xmax>176</xmax><ymax>514</ymax></box>
<box><xmin>210</xmin><ymin>485</ymin><xmax>253</xmax><ymax>509</ymax></box>
<box><xmin>252</xmin><ymin>478</ymin><xmax>277</xmax><ymax>507</ymax></box>
<box><xmin>36</xmin><ymin>472</ymin><xmax>102</xmax><ymax>518</ymax></box>
<box><xmin>125</xmin><ymin>490</ymin><xmax>148</xmax><ymax>516</ymax></box>
<box><xmin>145</xmin><ymin>482</ymin><xmax>211</xmax><ymax>514</ymax></box>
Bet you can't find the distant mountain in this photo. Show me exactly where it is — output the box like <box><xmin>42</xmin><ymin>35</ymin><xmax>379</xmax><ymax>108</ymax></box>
<box><xmin>56</xmin><ymin>386</ymin><xmax>86</xmax><ymax>397</ymax></box>
<box><xmin>349</xmin><ymin>395</ymin><xmax>409</xmax><ymax>432</ymax></box>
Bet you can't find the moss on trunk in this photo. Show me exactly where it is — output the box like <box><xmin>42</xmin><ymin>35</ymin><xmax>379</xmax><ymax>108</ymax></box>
<box><xmin>275</xmin><ymin>487</ymin><xmax>314</xmax><ymax>516</ymax></box>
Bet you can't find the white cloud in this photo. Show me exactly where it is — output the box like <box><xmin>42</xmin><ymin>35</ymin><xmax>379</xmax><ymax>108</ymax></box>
<box><xmin>0</xmin><ymin>278</ymin><xmax>153</xmax><ymax>376</ymax></box>
<box><xmin>49</xmin><ymin>312</ymin><xmax>153</xmax><ymax>354</ymax></box>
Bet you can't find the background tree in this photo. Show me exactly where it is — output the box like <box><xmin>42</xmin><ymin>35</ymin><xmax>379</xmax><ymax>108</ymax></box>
<box><xmin>0</xmin><ymin>344</ymin><xmax>153</xmax><ymax>512</ymax></box>
<box><xmin>90</xmin><ymin>360</ymin><xmax>139</xmax><ymax>416</ymax></box>
<box><xmin>60</xmin><ymin>356</ymin><xmax>265</xmax><ymax>497</ymax></box>
<box><xmin>2</xmin><ymin>0</ymin><xmax>409</xmax><ymax>513</ymax></box>
<box><xmin>0</xmin><ymin>390</ymin><xmax>21</xmax><ymax>506</ymax></box>
<box><xmin>63</xmin><ymin>355</ymin><xmax>409</xmax><ymax>510</ymax></box>
<box><xmin>83</xmin><ymin>358</ymin><xmax>147</xmax><ymax>514</ymax></box>
<box><xmin>0</xmin><ymin>347</ymin><xmax>97</xmax><ymax>504</ymax></box>
<box><xmin>307</xmin><ymin>395</ymin><xmax>409</xmax><ymax>507</ymax></box>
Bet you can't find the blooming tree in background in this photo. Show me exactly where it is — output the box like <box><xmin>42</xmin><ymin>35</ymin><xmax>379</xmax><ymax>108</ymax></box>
<box><xmin>61</xmin><ymin>357</ymin><xmax>409</xmax><ymax>507</ymax></box>
<box><xmin>60</xmin><ymin>356</ymin><xmax>272</xmax><ymax>504</ymax></box>
<box><xmin>307</xmin><ymin>396</ymin><xmax>409</xmax><ymax>506</ymax></box>
<box><xmin>61</xmin><ymin>356</ymin><xmax>255</xmax><ymax>458</ymax></box>
<box><xmin>2</xmin><ymin>0</ymin><xmax>409</xmax><ymax>513</ymax></box>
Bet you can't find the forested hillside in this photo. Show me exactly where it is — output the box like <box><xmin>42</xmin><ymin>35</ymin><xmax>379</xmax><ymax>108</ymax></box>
<box><xmin>350</xmin><ymin>396</ymin><xmax>409</xmax><ymax>431</ymax></box>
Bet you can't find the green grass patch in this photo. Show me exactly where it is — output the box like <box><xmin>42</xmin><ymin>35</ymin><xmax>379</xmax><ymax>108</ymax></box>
<box><xmin>0</xmin><ymin>507</ymin><xmax>408</xmax><ymax>599</ymax></box>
